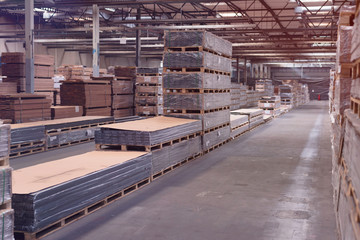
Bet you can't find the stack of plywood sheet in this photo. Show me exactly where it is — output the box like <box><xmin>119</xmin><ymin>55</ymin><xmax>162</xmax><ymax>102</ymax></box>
<box><xmin>239</xmin><ymin>84</ymin><xmax>248</xmax><ymax>108</ymax></box>
<box><xmin>230</xmin><ymin>114</ymin><xmax>249</xmax><ymax>139</ymax></box>
<box><xmin>282</xmin><ymin>80</ymin><xmax>302</xmax><ymax>107</ymax></box>
<box><xmin>13</xmin><ymin>151</ymin><xmax>151</xmax><ymax>237</ymax></box>
<box><xmin>1</xmin><ymin>53</ymin><xmax>55</xmax><ymax>92</ymax></box>
<box><xmin>114</xmin><ymin>66</ymin><xmax>136</xmax><ymax>78</ymax></box>
<box><xmin>0</xmin><ymin>94</ymin><xmax>51</xmax><ymax>123</ymax></box>
<box><xmin>255</xmin><ymin>79</ymin><xmax>274</xmax><ymax>96</ymax></box>
<box><xmin>231</xmin><ymin>109</ymin><xmax>264</xmax><ymax>129</ymax></box>
<box><xmin>95</xmin><ymin>116</ymin><xmax>202</xmax><ymax>177</ymax></box>
<box><xmin>258</xmin><ymin>96</ymin><xmax>281</xmax><ymax>117</ymax></box>
<box><xmin>0</xmin><ymin>81</ymin><xmax>17</xmax><ymax>95</ymax></box>
<box><xmin>163</xmin><ymin>30</ymin><xmax>232</xmax><ymax>152</ymax></box>
<box><xmin>60</xmin><ymin>80</ymin><xmax>111</xmax><ymax>116</ymax></box>
<box><xmin>135</xmin><ymin>68</ymin><xmax>163</xmax><ymax>116</ymax></box>
<box><xmin>0</xmin><ymin>123</ymin><xmax>14</xmax><ymax>240</ymax></box>
<box><xmin>51</xmin><ymin>106</ymin><xmax>83</xmax><ymax>119</ymax></box>
<box><xmin>246</xmin><ymin>90</ymin><xmax>257</xmax><ymax>107</ymax></box>
<box><xmin>279</xmin><ymin>84</ymin><xmax>294</xmax><ymax>108</ymax></box>
<box><xmin>230</xmin><ymin>83</ymin><xmax>241</xmax><ymax>110</ymax></box>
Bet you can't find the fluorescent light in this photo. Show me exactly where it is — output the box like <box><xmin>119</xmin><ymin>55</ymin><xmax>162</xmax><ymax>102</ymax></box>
<box><xmin>290</xmin><ymin>0</ymin><xmax>331</xmax><ymax>2</ymax></box>
<box><xmin>295</xmin><ymin>5</ymin><xmax>339</xmax><ymax>13</ymax></box>
<box><xmin>203</xmin><ymin>2</ymin><xmax>226</xmax><ymax>6</ymax></box>
<box><xmin>105</xmin><ymin>8</ymin><xmax>116</xmax><ymax>12</ymax></box>
<box><xmin>218</xmin><ymin>12</ymin><xmax>243</xmax><ymax>17</ymax></box>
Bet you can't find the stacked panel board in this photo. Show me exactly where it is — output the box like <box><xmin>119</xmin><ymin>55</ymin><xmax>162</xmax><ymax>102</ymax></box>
<box><xmin>279</xmin><ymin>84</ymin><xmax>294</xmax><ymax>109</ymax></box>
<box><xmin>95</xmin><ymin>116</ymin><xmax>202</xmax><ymax>176</ymax></box>
<box><xmin>162</xmin><ymin>30</ymin><xmax>232</xmax><ymax>151</ymax></box>
<box><xmin>135</xmin><ymin>68</ymin><xmax>163</xmax><ymax>116</ymax></box>
<box><xmin>255</xmin><ymin>79</ymin><xmax>274</xmax><ymax>97</ymax></box>
<box><xmin>230</xmin><ymin>83</ymin><xmax>247</xmax><ymax>110</ymax></box>
<box><xmin>231</xmin><ymin>109</ymin><xmax>265</xmax><ymax>130</ymax></box>
<box><xmin>60</xmin><ymin>80</ymin><xmax>111</xmax><ymax>116</ymax></box>
<box><xmin>0</xmin><ymin>123</ymin><xmax>14</xmax><ymax>240</ymax></box>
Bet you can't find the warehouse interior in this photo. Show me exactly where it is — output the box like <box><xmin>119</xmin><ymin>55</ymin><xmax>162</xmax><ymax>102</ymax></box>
<box><xmin>0</xmin><ymin>0</ymin><xmax>358</xmax><ymax>239</ymax></box>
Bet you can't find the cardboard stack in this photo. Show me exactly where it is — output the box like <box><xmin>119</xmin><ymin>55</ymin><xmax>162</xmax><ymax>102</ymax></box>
<box><xmin>0</xmin><ymin>94</ymin><xmax>51</xmax><ymax>123</ymax></box>
<box><xmin>162</xmin><ymin>30</ymin><xmax>232</xmax><ymax>151</ymax></box>
<box><xmin>60</xmin><ymin>80</ymin><xmax>111</xmax><ymax>116</ymax></box>
<box><xmin>112</xmin><ymin>67</ymin><xmax>136</xmax><ymax>118</ymax></box>
<box><xmin>1</xmin><ymin>53</ymin><xmax>55</xmax><ymax>92</ymax></box>
<box><xmin>0</xmin><ymin>123</ymin><xmax>14</xmax><ymax>240</ymax></box>
<box><xmin>135</xmin><ymin>68</ymin><xmax>163</xmax><ymax>116</ymax></box>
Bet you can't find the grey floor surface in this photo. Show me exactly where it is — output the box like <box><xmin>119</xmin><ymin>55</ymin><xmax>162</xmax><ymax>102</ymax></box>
<box><xmin>16</xmin><ymin>101</ymin><xmax>337</xmax><ymax>240</ymax></box>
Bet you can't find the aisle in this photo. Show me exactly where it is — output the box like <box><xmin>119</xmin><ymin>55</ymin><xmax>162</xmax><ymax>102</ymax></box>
<box><xmin>44</xmin><ymin>101</ymin><xmax>336</xmax><ymax>240</ymax></box>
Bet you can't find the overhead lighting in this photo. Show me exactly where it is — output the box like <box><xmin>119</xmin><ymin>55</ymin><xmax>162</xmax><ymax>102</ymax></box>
<box><xmin>295</xmin><ymin>5</ymin><xmax>339</xmax><ymax>13</ymax></box>
<box><xmin>137</xmin><ymin>24</ymin><xmax>255</xmax><ymax>30</ymax></box>
<box><xmin>218</xmin><ymin>12</ymin><xmax>243</xmax><ymax>17</ymax></box>
<box><xmin>105</xmin><ymin>8</ymin><xmax>116</xmax><ymax>12</ymax></box>
<box><xmin>289</xmin><ymin>0</ymin><xmax>331</xmax><ymax>2</ymax></box>
<box><xmin>34</xmin><ymin>37</ymin><xmax>159</xmax><ymax>43</ymax></box>
<box><xmin>203</xmin><ymin>2</ymin><xmax>226</xmax><ymax>6</ymax></box>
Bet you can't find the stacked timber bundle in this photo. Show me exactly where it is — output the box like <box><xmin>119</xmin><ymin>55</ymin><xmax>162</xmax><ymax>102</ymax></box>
<box><xmin>246</xmin><ymin>89</ymin><xmax>258</xmax><ymax>107</ymax></box>
<box><xmin>0</xmin><ymin>123</ymin><xmax>14</xmax><ymax>240</ymax></box>
<box><xmin>111</xmin><ymin>66</ymin><xmax>136</xmax><ymax>118</ymax></box>
<box><xmin>229</xmin><ymin>114</ymin><xmax>249</xmax><ymax>139</ymax></box>
<box><xmin>0</xmin><ymin>94</ymin><xmax>51</xmax><ymax>123</ymax></box>
<box><xmin>95</xmin><ymin>116</ymin><xmax>202</xmax><ymax>176</ymax></box>
<box><xmin>255</xmin><ymin>79</ymin><xmax>274</xmax><ymax>96</ymax></box>
<box><xmin>0</xmin><ymin>81</ymin><xmax>17</xmax><ymax>95</ymax></box>
<box><xmin>13</xmin><ymin>151</ymin><xmax>151</xmax><ymax>237</ymax></box>
<box><xmin>163</xmin><ymin>30</ymin><xmax>232</xmax><ymax>152</ymax></box>
<box><xmin>60</xmin><ymin>80</ymin><xmax>111</xmax><ymax>116</ymax></box>
<box><xmin>135</xmin><ymin>68</ymin><xmax>163</xmax><ymax>116</ymax></box>
<box><xmin>279</xmin><ymin>84</ymin><xmax>294</xmax><ymax>109</ymax></box>
<box><xmin>282</xmin><ymin>80</ymin><xmax>301</xmax><ymax>107</ymax></box>
<box><xmin>258</xmin><ymin>96</ymin><xmax>281</xmax><ymax>117</ymax></box>
<box><xmin>1</xmin><ymin>53</ymin><xmax>55</xmax><ymax>92</ymax></box>
<box><xmin>51</xmin><ymin>106</ymin><xmax>83</xmax><ymax>119</ymax></box>
<box><xmin>331</xmin><ymin>5</ymin><xmax>360</xmax><ymax>239</ymax></box>
<box><xmin>239</xmin><ymin>84</ymin><xmax>247</xmax><ymax>107</ymax></box>
<box><xmin>231</xmin><ymin>109</ymin><xmax>264</xmax><ymax>129</ymax></box>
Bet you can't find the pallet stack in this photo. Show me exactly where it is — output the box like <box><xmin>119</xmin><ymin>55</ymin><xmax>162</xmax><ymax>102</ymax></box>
<box><xmin>246</xmin><ymin>89</ymin><xmax>261</xmax><ymax>107</ymax></box>
<box><xmin>135</xmin><ymin>68</ymin><xmax>163</xmax><ymax>116</ymax></box>
<box><xmin>1</xmin><ymin>53</ymin><xmax>55</xmax><ymax>92</ymax></box>
<box><xmin>331</xmin><ymin>5</ymin><xmax>360</xmax><ymax>239</ymax></box>
<box><xmin>300</xmin><ymin>84</ymin><xmax>310</xmax><ymax>105</ymax></box>
<box><xmin>230</xmin><ymin>83</ymin><xmax>241</xmax><ymax>110</ymax></box>
<box><xmin>279</xmin><ymin>84</ymin><xmax>294</xmax><ymax>108</ymax></box>
<box><xmin>231</xmin><ymin>109</ymin><xmax>264</xmax><ymax>129</ymax></box>
<box><xmin>0</xmin><ymin>94</ymin><xmax>51</xmax><ymax>123</ymax></box>
<box><xmin>112</xmin><ymin>66</ymin><xmax>136</xmax><ymax>118</ymax></box>
<box><xmin>258</xmin><ymin>96</ymin><xmax>281</xmax><ymax>117</ymax></box>
<box><xmin>60</xmin><ymin>80</ymin><xmax>111</xmax><ymax>116</ymax></box>
<box><xmin>230</xmin><ymin>114</ymin><xmax>249</xmax><ymax>139</ymax></box>
<box><xmin>0</xmin><ymin>123</ymin><xmax>14</xmax><ymax>240</ymax></box>
<box><xmin>255</xmin><ymin>79</ymin><xmax>274</xmax><ymax>97</ymax></box>
<box><xmin>162</xmin><ymin>30</ymin><xmax>232</xmax><ymax>152</ymax></box>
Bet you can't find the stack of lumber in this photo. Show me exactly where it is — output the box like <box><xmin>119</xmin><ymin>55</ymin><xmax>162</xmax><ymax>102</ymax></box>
<box><xmin>230</xmin><ymin>114</ymin><xmax>249</xmax><ymax>139</ymax></box>
<box><xmin>331</xmin><ymin>5</ymin><xmax>360</xmax><ymax>239</ymax></box>
<box><xmin>163</xmin><ymin>30</ymin><xmax>232</xmax><ymax>151</ymax></box>
<box><xmin>282</xmin><ymin>80</ymin><xmax>302</xmax><ymax>107</ymax></box>
<box><xmin>60</xmin><ymin>80</ymin><xmax>111</xmax><ymax>116</ymax></box>
<box><xmin>13</xmin><ymin>151</ymin><xmax>151</xmax><ymax>235</ymax></box>
<box><xmin>0</xmin><ymin>94</ymin><xmax>51</xmax><ymax>123</ymax></box>
<box><xmin>111</xmin><ymin>67</ymin><xmax>136</xmax><ymax>118</ymax></box>
<box><xmin>1</xmin><ymin>53</ymin><xmax>55</xmax><ymax>92</ymax></box>
<box><xmin>51</xmin><ymin>106</ymin><xmax>83</xmax><ymax>119</ymax></box>
<box><xmin>95</xmin><ymin>116</ymin><xmax>202</xmax><ymax>175</ymax></box>
<box><xmin>279</xmin><ymin>84</ymin><xmax>294</xmax><ymax>108</ymax></box>
<box><xmin>255</xmin><ymin>79</ymin><xmax>274</xmax><ymax>96</ymax></box>
<box><xmin>0</xmin><ymin>123</ymin><xmax>14</xmax><ymax>240</ymax></box>
<box><xmin>231</xmin><ymin>109</ymin><xmax>264</xmax><ymax>129</ymax></box>
<box><xmin>246</xmin><ymin>90</ymin><xmax>258</xmax><ymax>107</ymax></box>
<box><xmin>135</xmin><ymin>68</ymin><xmax>163</xmax><ymax>116</ymax></box>
<box><xmin>0</xmin><ymin>81</ymin><xmax>17</xmax><ymax>95</ymax></box>
<box><xmin>230</xmin><ymin>83</ymin><xmax>241</xmax><ymax>110</ymax></box>
<box><xmin>258</xmin><ymin>96</ymin><xmax>281</xmax><ymax>117</ymax></box>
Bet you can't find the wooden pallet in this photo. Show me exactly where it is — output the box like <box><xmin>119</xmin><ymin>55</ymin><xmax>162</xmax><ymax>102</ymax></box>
<box><xmin>14</xmin><ymin>177</ymin><xmax>151</xmax><ymax>240</ymax></box>
<box><xmin>164</xmin><ymin>88</ymin><xmax>230</xmax><ymax>94</ymax></box>
<box><xmin>10</xmin><ymin>147</ymin><xmax>45</xmax><ymax>158</ymax></box>
<box><xmin>231</xmin><ymin>122</ymin><xmax>249</xmax><ymax>132</ymax></box>
<box><xmin>0</xmin><ymin>157</ymin><xmax>9</xmax><ymax>167</ymax></box>
<box><xmin>163</xmin><ymin>67</ymin><xmax>231</xmax><ymax>76</ymax></box>
<box><xmin>351</xmin><ymin>97</ymin><xmax>360</xmax><ymax>117</ymax></box>
<box><xmin>136</xmin><ymin>73</ymin><xmax>161</xmax><ymax>77</ymax></box>
<box><xmin>204</xmin><ymin>123</ymin><xmax>230</xmax><ymax>134</ymax></box>
<box><xmin>151</xmin><ymin>152</ymin><xmax>203</xmax><ymax>181</ymax></box>
<box><xmin>164</xmin><ymin>46</ymin><xmax>231</xmax><ymax>59</ymax></box>
<box><xmin>10</xmin><ymin>140</ymin><xmax>45</xmax><ymax>150</ymax></box>
<box><xmin>96</xmin><ymin>131</ymin><xmax>202</xmax><ymax>152</ymax></box>
<box><xmin>164</xmin><ymin>106</ymin><xmax>230</xmax><ymax>115</ymax></box>
<box><xmin>203</xmin><ymin>139</ymin><xmax>231</xmax><ymax>154</ymax></box>
<box><xmin>135</xmin><ymin>92</ymin><xmax>161</xmax><ymax>97</ymax></box>
<box><xmin>115</xmin><ymin>77</ymin><xmax>134</xmax><ymax>81</ymax></box>
<box><xmin>46</xmin><ymin>138</ymin><xmax>95</xmax><ymax>150</ymax></box>
<box><xmin>136</xmin><ymin>83</ymin><xmax>161</xmax><ymax>87</ymax></box>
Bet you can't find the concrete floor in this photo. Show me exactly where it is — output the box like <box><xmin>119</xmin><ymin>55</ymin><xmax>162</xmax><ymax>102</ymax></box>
<box><xmin>23</xmin><ymin>101</ymin><xmax>336</xmax><ymax>240</ymax></box>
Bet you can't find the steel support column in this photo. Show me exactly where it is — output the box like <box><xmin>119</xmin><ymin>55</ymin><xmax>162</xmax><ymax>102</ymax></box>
<box><xmin>92</xmin><ymin>4</ymin><xmax>100</xmax><ymax>77</ymax></box>
<box><xmin>135</xmin><ymin>8</ymin><xmax>141</xmax><ymax>67</ymax></box>
<box><xmin>25</xmin><ymin>0</ymin><xmax>34</xmax><ymax>93</ymax></box>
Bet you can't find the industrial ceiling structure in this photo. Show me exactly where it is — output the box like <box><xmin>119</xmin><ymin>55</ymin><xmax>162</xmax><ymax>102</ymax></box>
<box><xmin>0</xmin><ymin>0</ymin><xmax>353</xmax><ymax>63</ymax></box>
